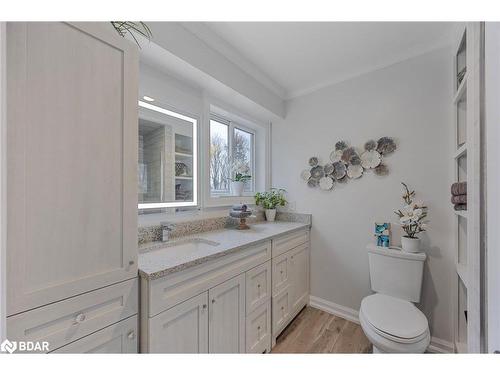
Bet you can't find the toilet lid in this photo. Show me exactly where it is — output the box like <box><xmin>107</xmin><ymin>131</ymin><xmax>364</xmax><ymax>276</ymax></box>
<box><xmin>361</xmin><ymin>294</ymin><xmax>428</xmax><ymax>339</ymax></box>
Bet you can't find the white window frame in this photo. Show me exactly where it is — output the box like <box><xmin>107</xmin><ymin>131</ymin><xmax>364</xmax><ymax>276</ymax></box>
<box><xmin>209</xmin><ymin>113</ymin><xmax>256</xmax><ymax>197</ymax></box>
<box><xmin>137</xmin><ymin>100</ymin><xmax>199</xmax><ymax>210</ymax></box>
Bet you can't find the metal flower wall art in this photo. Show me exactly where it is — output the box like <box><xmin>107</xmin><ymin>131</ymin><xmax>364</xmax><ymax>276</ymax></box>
<box><xmin>301</xmin><ymin>137</ymin><xmax>397</xmax><ymax>190</ymax></box>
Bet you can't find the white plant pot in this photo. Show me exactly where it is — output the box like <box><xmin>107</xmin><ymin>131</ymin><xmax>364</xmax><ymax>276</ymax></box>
<box><xmin>401</xmin><ymin>236</ymin><xmax>421</xmax><ymax>253</ymax></box>
<box><xmin>265</xmin><ymin>209</ymin><xmax>277</xmax><ymax>222</ymax></box>
<box><xmin>231</xmin><ymin>181</ymin><xmax>244</xmax><ymax>196</ymax></box>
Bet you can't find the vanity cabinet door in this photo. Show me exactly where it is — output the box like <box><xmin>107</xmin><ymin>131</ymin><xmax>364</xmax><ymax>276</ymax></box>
<box><xmin>289</xmin><ymin>244</ymin><xmax>310</xmax><ymax>314</ymax></box>
<box><xmin>6</xmin><ymin>22</ymin><xmax>139</xmax><ymax>315</ymax></box>
<box><xmin>149</xmin><ymin>292</ymin><xmax>209</xmax><ymax>353</ymax></box>
<box><xmin>272</xmin><ymin>252</ymin><xmax>291</xmax><ymax>295</ymax></box>
<box><xmin>209</xmin><ymin>274</ymin><xmax>246</xmax><ymax>353</ymax></box>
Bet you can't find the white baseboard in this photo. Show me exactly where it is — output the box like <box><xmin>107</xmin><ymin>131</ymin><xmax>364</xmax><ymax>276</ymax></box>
<box><xmin>427</xmin><ymin>337</ymin><xmax>454</xmax><ymax>354</ymax></box>
<box><xmin>309</xmin><ymin>295</ymin><xmax>360</xmax><ymax>324</ymax></box>
<box><xmin>309</xmin><ymin>295</ymin><xmax>454</xmax><ymax>354</ymax></box>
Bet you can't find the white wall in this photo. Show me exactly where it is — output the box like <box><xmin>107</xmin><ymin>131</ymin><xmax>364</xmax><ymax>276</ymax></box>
<box><xmin>272</xmin><ymin>47</ymin><xmax>454</xmax><ymax>343</ymax></box>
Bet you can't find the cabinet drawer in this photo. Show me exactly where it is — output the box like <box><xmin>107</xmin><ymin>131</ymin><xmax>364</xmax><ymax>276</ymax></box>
<box><xmin>7</xmin><ymin>278</ymin><xmax>138</xmax><ymax>352</ymax></box>
<box><xmin>246</xmin><ymin>300</ymin><xmax>271</xmax><ymax>353</ymax></box>
<box><xmin>272</xmin><ymin>230</ymin><xmax>309</xmax><ymax>258</ymax></box>
<box><xmin>246</xmin><ymin>261</ymin><xmax>271</xmax><ymax>314</ymax></box>
<box><xmin>272</xmin><ymin>287</ymin><xmax>291</xmax><ymax>336</ymax></box>
<box><xmin>51</xmin><ymin>315</ymin><xmax>138</xmax><ymax>353</ymax></box>
<box><xmin>272</xmin><ymin>252</ymin><xmax>290</xmax><ymax>296</ymax></box>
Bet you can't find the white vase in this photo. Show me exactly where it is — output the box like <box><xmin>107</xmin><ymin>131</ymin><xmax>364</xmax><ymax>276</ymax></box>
<box><xmin>265</xmin><ymin>209</ymin><xmax>277</xmax><ymax>222</ymax></box>
<box><xmin>231</xmin><ymin>181</ymin><xmax>244</xmax><ymax>196</ymax></box>
<box><xmin>401</xmin><ymin>236</ymin><xmax>421</xmax><ymax>253</ymax></box>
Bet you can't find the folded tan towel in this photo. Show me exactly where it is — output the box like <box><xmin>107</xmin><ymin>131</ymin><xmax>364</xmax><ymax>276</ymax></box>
<box><xmin>451</xmin><ymin>194</ymin><xmax>467</xmax><ymax>204</ymax></box>
<box><xmin>451</xmin><ymin>182</ymin><xmax>467</xmax><ymax>196</ymax></box>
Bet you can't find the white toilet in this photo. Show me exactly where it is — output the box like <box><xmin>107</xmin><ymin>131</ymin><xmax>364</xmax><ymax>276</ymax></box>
<box><xmin>359</xmin><ymin>244</ymin><xmax>430</xmax><ymax>353</ymax></box>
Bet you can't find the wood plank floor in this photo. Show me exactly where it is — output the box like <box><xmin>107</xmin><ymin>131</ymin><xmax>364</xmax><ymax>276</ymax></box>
<box><xmin>271</xmin><ymin>306</ymin><xmax>372</xmax><ymax>353</ymax></box>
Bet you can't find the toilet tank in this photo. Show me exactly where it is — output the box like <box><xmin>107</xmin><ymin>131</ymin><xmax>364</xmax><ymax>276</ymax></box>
<box><xmin>367</xmin><ymin>244</ymin><xmax>426</xmax><ymax>303</ymax></box>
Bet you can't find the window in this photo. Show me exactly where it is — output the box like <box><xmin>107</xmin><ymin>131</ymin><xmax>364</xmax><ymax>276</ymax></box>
<box><xmin>138</xmin><ymin>100</ymin><xmax>198</xmax><ymax>209</ymax></box>
<box><xmin>209</xmin><ymin>115</ymin><xmax>255</xmax><ymax>196</ymax></box>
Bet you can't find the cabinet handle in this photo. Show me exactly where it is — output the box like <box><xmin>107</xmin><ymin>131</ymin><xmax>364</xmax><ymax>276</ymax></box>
<box><xmin>257</xmin><ymin>326</ymin><xmax>261</xmax><ymax>330</ymax></box>
<box><xmin>212</xmin><ymin>299</ymin><xmax>216</xmax><ymax>304</ymax></box>
<box><xmin>280</xmin><ymin>270</ymin><xmax>283</xmax><ymax>274</ymax></box>
<box><xmin>257</xmin><ymin>284</ymin><xmax>261</xmax><ymax>288</ymax></box>
<box><xmin>127</xmin><ymin>330</ymin><xmax>135</xmax><ymax>340</ymax></box>
<box><xmin>73</xmin><ymin>313</ymin><xmax>86</xmax><ymax>325</ymax></box>
<box><xmin>129</xmin><ymin>260</ymin><xmax>135</xmax><ymax>266</ymax></box>
<box><xmin>281</xmin><ymin>306</ymin><xmax>284</xmax><ymax>310</ymax></box>
<box><xmin>291</xmin><ymin>256</ymin><xmax>294</xmax><ymax>259</ymax></box>
<box><xmin>202</xmin><ymin>304</ymin><xmax>207</xmax><ymax>309</ymax></box>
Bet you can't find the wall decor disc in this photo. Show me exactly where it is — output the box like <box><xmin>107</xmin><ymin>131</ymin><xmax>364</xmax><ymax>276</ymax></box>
<box><xmin>323</xmin><ymin>163</ymin><xmax>334</xmax><ymax>175</ymax></box>
<box><xmin>332</xmin><ymin>161</ymin><xmax>347</xmax><ymax>179</ymax></box>
<box><xmin>360</xmin><ymin>150</ymin><xmax>381</xmax><ymax>169</ymax></box>
<box><xmin>319</xmin><ymin>176</ymin><xmax>334</xmax><ymax>190</ymax></box>
<box><xmin>308</xmin><ymin>157</ymin><xmax>319</xmax><ymax>167</ymax></box>
<box><xmin>347</xmin><ymin>164</ymin><xmax>363</xmax><ymax>179</ymax></box>
<box><xmin>310</xmin><ymin>165</ymin><xmax>325</xmax><ymax>179</ymax></box>
<box><xmin>376</xmin><ymin>137</ymin><xmax>397</xmax><ymax>155</ymax></box>
<box><xmin>307</xmin><ymin>177</ymin><xmax>319</xmax><ymax>188</ymax></box>
<box><xmin>301</xmin><ymin>169</ymin><xmax>311</xmax><ymax>181</ymax></box>
<box><xmin>330</xmin><ymin>149</ymin><xmax>343</xmax><ymax>163</ymax></box>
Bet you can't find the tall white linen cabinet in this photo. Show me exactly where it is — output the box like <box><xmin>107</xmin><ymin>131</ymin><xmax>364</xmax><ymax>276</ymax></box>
<box><xmin>5</xmin><ymin>22</ymin><xmax>139</xmax><ymax>353</ymax></box>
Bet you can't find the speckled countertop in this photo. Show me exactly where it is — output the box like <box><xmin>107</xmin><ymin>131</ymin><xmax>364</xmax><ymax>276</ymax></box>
<box><xmin>138</xmin><ymin>221</ymin><xmax>310</xmax><ymax>280</ymax></box>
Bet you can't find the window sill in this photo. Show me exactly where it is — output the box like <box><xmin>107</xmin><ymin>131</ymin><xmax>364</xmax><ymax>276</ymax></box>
<box><xmin>204</xmin><ymin>194</ymin><xmax>255</xmax><ymax>208</ymax></box>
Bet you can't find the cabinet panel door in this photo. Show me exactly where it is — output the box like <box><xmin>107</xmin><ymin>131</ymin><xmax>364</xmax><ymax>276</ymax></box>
<box><xmin>6</xmin><ymin>22</ymin><xmax>139</xmax><ymax>315</ymax></box>
<box><xmin>51</xmin><ymin>315</ymin><xmax>138</xmax><ymax>353</ymax></box>
<box><xmin>149</xmin><ymin>292</ymin><xmax>208</xmax><ymax>353</ymax></box>
<box><xmin>246</xmin><ymin>261</ymin><xmax>271</xmax><ymax>313</ymax></box>
<box><xmin>290</xmin><ymin>244</ymin><xmax>310</xmax><ymax>313</ymax></box>
<box><xmin>209</xmin><ymin>274</ymin><xmax>246</xmax><ymax>353</ymax></box>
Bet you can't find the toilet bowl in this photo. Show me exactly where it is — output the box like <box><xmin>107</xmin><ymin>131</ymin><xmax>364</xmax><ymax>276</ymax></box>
<box><xmin>359</xmin><ymin>293</ymin><xmax>430</xmax><ymax>353</ymax></box>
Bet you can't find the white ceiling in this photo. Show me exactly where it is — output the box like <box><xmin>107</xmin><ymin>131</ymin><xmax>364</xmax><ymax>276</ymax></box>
<box><xmin>204</xmin><ymin>22</ymin><xmax>455</xmax><ymax>99</ymax></box>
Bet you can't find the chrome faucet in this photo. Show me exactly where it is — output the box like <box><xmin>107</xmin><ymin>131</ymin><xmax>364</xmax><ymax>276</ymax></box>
<box><xmin>160</xmin><ymin>222</ymin><xmax>175</xmax><ymax>242</ymax></box>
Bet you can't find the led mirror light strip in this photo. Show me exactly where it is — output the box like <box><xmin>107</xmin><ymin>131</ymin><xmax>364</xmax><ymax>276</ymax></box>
<box><xmin>138</xmin><ymin>100</ymin><xmax>198</xmax><ymax>209</ymax></box>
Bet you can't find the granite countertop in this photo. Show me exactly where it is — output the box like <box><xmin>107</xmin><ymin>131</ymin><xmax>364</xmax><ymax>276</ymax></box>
<box><xmin>138</xmin><ymin>221</ymin><xmax>310</xmax><ymax>280</ymax></box>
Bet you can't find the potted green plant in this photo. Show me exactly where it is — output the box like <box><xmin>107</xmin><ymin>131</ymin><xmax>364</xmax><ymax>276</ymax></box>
<box><xmin>231</xmin><ymin>161</ymin><xmax>251</xmax><ymax>196</ymax></box>
<box><xmin>394</xmin><ymin>182</ymin><xmax>428</xmax><ymax>252</ymax></box>
<box><xmin>254</xmin><ymin>188</ymin><xmax>287</xmax><ymax>222</ymax></box>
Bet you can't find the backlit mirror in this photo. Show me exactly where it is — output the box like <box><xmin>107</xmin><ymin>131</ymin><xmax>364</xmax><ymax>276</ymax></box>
<box><xmin>138</xmin><ymin>101</ymin><xmax>197</xmax><ymax>209</ymax></box>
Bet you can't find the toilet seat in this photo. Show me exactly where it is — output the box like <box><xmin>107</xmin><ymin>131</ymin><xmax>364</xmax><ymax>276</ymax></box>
<box><xmin>359</xmin><ymin>293</ymin><xmax>430</xmax><ymax>353</ymax></box>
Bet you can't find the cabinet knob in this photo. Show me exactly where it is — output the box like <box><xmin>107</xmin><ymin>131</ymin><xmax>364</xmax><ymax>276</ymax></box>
<box><xmin>129</xmin><ymin>260</ymin><xmax>135</xmax><ymax>266</ymax></box>
<box><xmin>127</xmin><ymin>330</ymin><xmax>135</xmax><ymax>340</ymax></box>
<box><xmin>257</xmin><ymin>284</ymin><xmax>261</xmax><ymax>288</ymax></box>
<box><xmin>281</xmin><ymin>306</ymin><xmax>284</xmax><ymax>310</ymax></box>
<box><xmin>212</xmin><ymin>299</ymin><xmax>216</xmax><ymax>304</ymax></box>
<box><xmin>74</xmin><ymin>313</ymin><xmax>86</xmax><ymax>324</ymax></box>
<box><xmin>291</xmin><ymin>256</ymin><xmax>294</xmax><ymax>259</ymax></box>
<box><xmin>280</xmin><ymin>270</ymin><xmax>283</xmax><ymax>274</ymax></box>
<box><xmin>202</xmin><ymin>304</ymin><xmax>207</xmax><ymax>309</ymax></box>
<box><xmin>257</xmin><ymin>326</ymin><xmax>261</xmax><ymax>330</ymax></box>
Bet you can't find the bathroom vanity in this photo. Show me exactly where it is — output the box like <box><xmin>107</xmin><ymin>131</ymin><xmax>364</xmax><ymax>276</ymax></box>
<box><xmin>138</xmin><ymin>221</ymin><xmax>310</xmax><ymax>353</ymax></box>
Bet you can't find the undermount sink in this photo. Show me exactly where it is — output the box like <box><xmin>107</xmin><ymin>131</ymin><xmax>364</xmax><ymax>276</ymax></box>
<box><xmin>141</xmin><ymin>238</ymin><xmax>220</xmax><ymax>254</ymax></box>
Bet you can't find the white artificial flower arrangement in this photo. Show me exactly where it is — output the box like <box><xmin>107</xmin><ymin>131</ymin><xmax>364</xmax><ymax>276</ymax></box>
<box><xmin>231</xmin><ymin>161</ymin><xmax>251</xmax><ymax>182</ymax></box>
<box><xmin>394</xmin><ymin>182</ymin><xmax>428</xmax><ymax>238</ymax></box>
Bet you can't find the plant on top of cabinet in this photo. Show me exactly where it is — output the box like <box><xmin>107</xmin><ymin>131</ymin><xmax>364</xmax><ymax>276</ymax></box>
<box><xmin>254</xmin><ymin>189</ymin><xmax>287</xmax><ymax>222</ymax></box>
<box><xmin>111</xmin><ymin>21</ymin><xmax>152</xmax><ymax>47</ymax></box>
<box><xmin>394</xmin><ymin>182</ymin><xmax>428</xmax><ymax>253</ymax></box>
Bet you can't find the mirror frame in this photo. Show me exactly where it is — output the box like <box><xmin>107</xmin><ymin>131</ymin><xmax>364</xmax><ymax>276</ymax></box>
<box><xmin>137</xmin><ymin>100</ymin><xmax>198</xmax><ymax>209</ymax></box>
